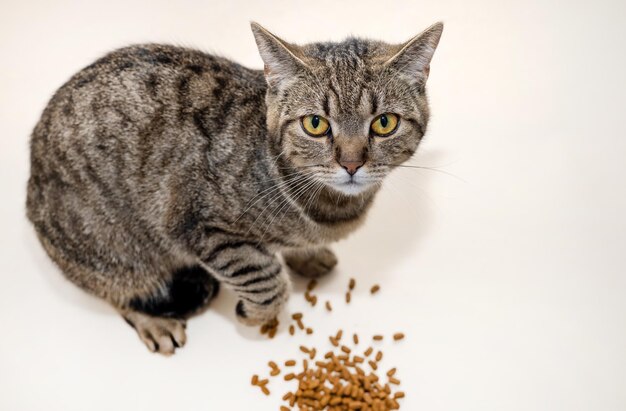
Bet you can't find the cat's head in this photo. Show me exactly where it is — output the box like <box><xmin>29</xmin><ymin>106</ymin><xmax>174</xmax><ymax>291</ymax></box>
<box><xmin>252</xmin><ymin>22</ymin><xmax>443</xmax><ymax>196</ymax></box>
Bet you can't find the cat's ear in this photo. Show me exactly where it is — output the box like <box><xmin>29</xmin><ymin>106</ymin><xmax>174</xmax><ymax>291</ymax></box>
<box><xmin>385</xmin><ymin>22</ymin><xmax>444</xmax><ymax>85</ymax></box>
<box><xmin>251</xmin><ymin>22</ymin><xmax>307</xmax><ymax>88</ymax></box>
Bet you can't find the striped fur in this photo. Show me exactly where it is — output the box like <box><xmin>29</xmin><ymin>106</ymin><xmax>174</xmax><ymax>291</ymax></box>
<box><xmin>26</xmin><ymin>22</ymin><xmax>443</xmax><ymax>354</ymax></box>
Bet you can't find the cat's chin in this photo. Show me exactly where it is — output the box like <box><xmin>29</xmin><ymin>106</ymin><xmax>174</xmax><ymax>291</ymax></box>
<box><xmin>327</xmin><ymin>180</ymin><xmax>372</xmax><ymax>196</ymax></box>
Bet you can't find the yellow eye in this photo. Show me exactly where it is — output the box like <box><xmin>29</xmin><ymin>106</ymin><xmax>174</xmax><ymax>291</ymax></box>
<box><xmin>370</xmin><ymin>113</ymin><xmax>399</xmax><ymax>137</ymax></box>
<box><xmin>301</xmin><ymin>115</ymin><xmax>330</xmax><ymax>137</ymax></box>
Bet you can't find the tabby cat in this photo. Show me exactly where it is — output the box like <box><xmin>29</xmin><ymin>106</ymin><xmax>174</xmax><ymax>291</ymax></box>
<box><xmin>26</xmin><ymin>22</ymin><xmax>443</xmax><ymax>354</ymax></box>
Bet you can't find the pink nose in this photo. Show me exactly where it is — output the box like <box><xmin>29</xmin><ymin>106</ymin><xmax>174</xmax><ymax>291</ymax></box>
<box><xmin>339</xmin><ymin>160</ymin><xmax>364</xmax><ymax>176</ymax></box>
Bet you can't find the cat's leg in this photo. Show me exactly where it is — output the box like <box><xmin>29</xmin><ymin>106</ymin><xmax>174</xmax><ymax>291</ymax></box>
<box><xmin>127</xmin><ymin>265</ymin><xmax>220</xmax><ymax>318</ymax></box>
<box><xmin>283</xmin><ymin>247</ymin><xmax>338</xmax><ymax>279</ymax></box>
<box><xmin>121</xmin><ymin>265</ymin><xmax>220</xmax><ymax>355</ymax></box>
<box><xmin>201</xmin><ymin>241</ymin><xmax>289</xmax><ymax>326</ymax></box>
<box><xmin>34</xmin><ymin>221</ymin><xmax>220</xmax><ymax>355</ymax></box>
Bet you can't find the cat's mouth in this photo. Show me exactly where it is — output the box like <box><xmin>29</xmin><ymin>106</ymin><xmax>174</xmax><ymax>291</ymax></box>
<box><xmin>328</xmin><ymin>175</ymin><xmax>371</xmax><ymax>196</ymax></box>
<box><xmin>320</xmin><ymin>167</ymin><xmax>378</xmax><ymax>196</ymax></box>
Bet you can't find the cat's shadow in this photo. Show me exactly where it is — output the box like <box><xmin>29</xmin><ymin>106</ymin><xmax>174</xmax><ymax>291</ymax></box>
<box><xmin>27</xmin><ymin>147</ymin><xmax>450</xmax><ymax>341</ymax></box>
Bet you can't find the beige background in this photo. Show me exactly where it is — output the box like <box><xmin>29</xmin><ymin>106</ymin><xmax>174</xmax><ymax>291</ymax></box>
<box><xmin>1</xmin><ymin>0</ymin><xmax>625</xmax><ymax>410</ymax></box>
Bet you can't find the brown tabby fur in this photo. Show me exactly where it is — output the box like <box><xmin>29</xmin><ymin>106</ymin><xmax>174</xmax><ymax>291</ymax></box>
<box><xmin>26</xmin><ymin>22</ymin><xmax>443</xmax><ymax>354</ymax></box>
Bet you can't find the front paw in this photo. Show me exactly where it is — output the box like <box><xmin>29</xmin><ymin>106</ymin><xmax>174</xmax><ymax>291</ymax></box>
<box><xmin>284</xmin><ymin>247</ymin><xmax>338</xmax><ymax>278</ymax></box>
<box><xmin>235</xmin><ymin>295</ymin><xmax>286</xmax><ymax>327</ymax></box>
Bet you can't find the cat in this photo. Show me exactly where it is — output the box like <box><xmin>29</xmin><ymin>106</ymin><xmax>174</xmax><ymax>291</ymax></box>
<box><xmin>26</xmin><ymin>22</ymin><xmax>443</xmax><ymax>355</ymax></box>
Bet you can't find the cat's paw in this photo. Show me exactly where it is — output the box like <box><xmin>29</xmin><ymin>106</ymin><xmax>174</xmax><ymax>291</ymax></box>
<box><xmin>284</xmin><ymin>247</ymin><xmax>338</xmax><ymax>278</ymax></box>
<box><xmin>123</xmin><ymin>311</ymin><xmax>187</xmax><ymax>356</ymax></box>
<box><xmin>235</xmin><ymin>292</ymin><xmax>287</xmax><ymax>327</ymax></box>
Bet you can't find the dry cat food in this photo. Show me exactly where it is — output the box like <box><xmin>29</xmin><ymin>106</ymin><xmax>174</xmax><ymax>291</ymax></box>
<box><xmin>269</xmin><ymin>361</ymin><xmax>282</xmax><ymax>377</ymax></box>
<box><xmin>251</xmin><ymin>374</ymin><xmax>271</xmax><ymax>396</ymax></box>
<box><xmin>304</xmin><ymin>280</ymin><xmax>319</xmax><ymax>307</ymax></box>
<box><xmin>260</xmin><ymin>317</ymin><xmax>280</xmax><ymax>339</ymax></box>
<box><xmin>261</xmin><ymin>312</ymin><xmax>311</xmax><ymax>339</ymax></box>
<box><xmin>285</xmin><ymin>312</ymin><xmax>316</xmax><ymax>336</ymax></box>
<box><xmin>255</xmin><ymin>278</ymin><xmax>403</xmax><ymax>409</ymax></box>
<box><xmin>253</xmin><ymin>330</ymin><xmax>406</xmax><ymax>410</ymax></box>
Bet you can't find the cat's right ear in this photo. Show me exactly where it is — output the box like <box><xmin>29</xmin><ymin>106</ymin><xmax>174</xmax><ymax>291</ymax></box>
<box><xmin>251</xmin><ymin>22</ymin><xmax>306</xmax><ymax>88</ymax></box>
<box><xmin>384</xmin><ymin>22</ymin><xmax>444</xmax><ymax>86</ymax></box>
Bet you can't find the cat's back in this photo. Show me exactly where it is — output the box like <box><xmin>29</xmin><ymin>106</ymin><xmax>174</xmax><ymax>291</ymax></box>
<box><xmin>27</xmin><ymin>43</ymin><xmax>267</xmax><ymax>233</ymax></box>
<box><xmin>28</xmin><ymin>43</ymin><xmax>267</xmax><ymax>183</ymax></box>
<box><xmin>32</xmin><ymin>44</ymin><xmax>265</xmax><ymax>146</ymax></box>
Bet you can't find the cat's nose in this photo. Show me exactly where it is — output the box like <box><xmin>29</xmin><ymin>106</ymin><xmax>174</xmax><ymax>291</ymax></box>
<box><xmin>339</xmin><ymin>160</ymin><xmax>365</xmax><ymax>176</ymax></box>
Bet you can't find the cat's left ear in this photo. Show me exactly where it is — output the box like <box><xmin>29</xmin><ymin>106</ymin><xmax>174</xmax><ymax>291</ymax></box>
<box><xmin>385</xmin><ymin>22</ymin><xmax>444</xmax><ymax>85</ymax></box>
<box><xmin>251</xmin><ymin>22</ymin><xmax>307</xmax><ymax>88</ymax></box>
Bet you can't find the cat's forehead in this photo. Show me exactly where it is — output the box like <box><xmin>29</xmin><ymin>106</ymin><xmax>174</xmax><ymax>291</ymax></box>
<box><xmin>303</xmin><ymin>37</ymin><xmax>392</xmax><ymax>63</ymax></box>
<box><xmin>297</xmin><ymin>39</ymin><xmax>395</xmax><ymax>118</ymax></box>
<box><xmin>303</xmin><ymin>38</ymin><xmax>390</xmax><ymax>80</ymax></box>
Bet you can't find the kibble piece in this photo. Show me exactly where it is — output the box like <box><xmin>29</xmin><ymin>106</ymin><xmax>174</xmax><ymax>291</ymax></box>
<box><xmin>292</xmin><ymin>313</ymin><xmax>303</xmax><ymax>321</ymax></box>
<box><xmin>389</xmin><ymin>377</ymin><xmax>401</xmax><ymax>385</ymax></box>
<box><xmin>307</xmin><ymin>279</ymin><xmax>318</xmax><ymax>291</ymax></box>
<box><xmin>280</xmin><ymin>406</ymin><xmax>290</xmax><ymax>411</ymax></box>
<box><xmin>325</xmin><ymin>301</ymin><xmax>332</xmax><ymax>312</ymax></box>
<box><xmin>289</xmin><ymin>325</ymin><xmax>295</xmax><ymax>335</ymax></box>
<box><xmin>387</xmin><ymin>368</ymin><xmax>397</xmax><ymax>377</ymax></box>
<box><xmin>373</xmin><ymin>335</ymin><xmax>383</xmax><ymax>341</ymax></box>
<box><xmin>251</xmin><ymin>375</ymin><xmax>259</xmax><ymax>385</ymax></box>
<box><xmin>300</xmin><ymin>345</ymin><xmax>310</xmax><ymax>354</ymax></box>
<box><xmin>375</xmin><ymin>351</ymin><xmax>383</xmax><ymax>362</ymax></box>
<box><xmin>260</xmin><ymin>317</ymin><xmax>279</xmax><ymax>338</ymax></box>
<box><xmin>353</xmin><ymin>334</ymin><xmax>359</xmax><ymax>345</ymax></box>
<box><xmin>349</xmin><ymin>278</ymin><xmax>356</xmax><ymax>290</ymax></box>
<box><xmin>260</xmin><ymin>385</ymin><xmax>270</xmax><ymax>396</ymax></box>
<box><xmin>306</xmin><ymin>327</ymin><xmax>313</xmax><ymax>335</ymax></box>
<box><xmin>370</xmin><ymin>285</ymin><xmax>381</xmax><ymax>294</ymax></box>
<box><xmin>395</xmin><ymin>391</ymin><xmax>405</xmax><ymax>399</ymax></box>
<box><xmin>364</xmin><ymin>347</ymin><xmax>373</xmax><ymax>357</ymax></box>
<box><xmin>364</xmin><ymin>393</ymin><xmax>373</xmax><ymax>404</ymax></box>
<box><xmin>270</xmin><ymin>368</ymin><xmax>281</xmax><ymax>377</ymax></box>
<box><xmin>285</xmin><ymin>360</ymin><xmax>296</xmax><ymax>367</ymax></box>
<box><xmin>346</xmin><ymin>292</ymin><xmax>351</xmax><ymax>303</ymax></box>
<box><xmin>393</xmin><ymin>333</ymin><xmax>405</xmax><ymax>341</ymax></box>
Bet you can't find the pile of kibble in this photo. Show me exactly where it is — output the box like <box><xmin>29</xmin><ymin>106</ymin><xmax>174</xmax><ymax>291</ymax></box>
<box><xmin>252</xmin><ymin>279</ymin><xmax>406</xmax><ymax>410</ymax></box>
